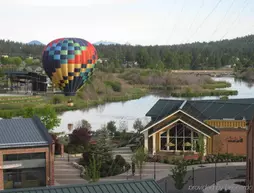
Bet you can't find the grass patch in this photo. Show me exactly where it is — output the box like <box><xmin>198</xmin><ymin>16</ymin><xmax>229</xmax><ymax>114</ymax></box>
<box><xmin>0</xmin><ymin>88</ymin><xmax>147</xmax><ymax>118</ymax></box>
<box><xmin>171</xmin><ymin>89</ymin><xmax>238</xmax><ymax>97</ymax></box>
<box><xmin>202</xmin><ymin>81</ymin><xmax>231</xmax><ymax>89</ymax></box>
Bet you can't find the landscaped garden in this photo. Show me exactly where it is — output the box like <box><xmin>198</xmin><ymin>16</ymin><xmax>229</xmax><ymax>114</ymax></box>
<box><xmin>59</xmin><ymin>119</ymin><xmax>145</xmax><ymax>182</ymax></box>
<box><xmin>147</xmin><ymin>153</ymin><xmax>246</xmax><ymax>166</ymax></box>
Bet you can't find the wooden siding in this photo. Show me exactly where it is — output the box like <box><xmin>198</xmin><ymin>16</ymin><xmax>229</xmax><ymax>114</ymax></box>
<box><xmin>205</xmin><ymin>120</ymin><xmax>246</xmax><ymax>128</ymax></box>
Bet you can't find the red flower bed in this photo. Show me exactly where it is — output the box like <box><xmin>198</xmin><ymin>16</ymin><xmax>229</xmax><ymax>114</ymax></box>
<box><xmin>184</xmin><ymin>154</ymin><xmax>199</xmax><ymax>160</ymax></box>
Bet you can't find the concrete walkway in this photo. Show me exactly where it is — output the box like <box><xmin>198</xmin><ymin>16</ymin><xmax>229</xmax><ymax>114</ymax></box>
<box><xmin>99</xmin><ymin>162</ymin><xmax>246</xmax><ymax>182</ymax></box>
<box><xmin>158</xmin><ymin>165</ymin><xmax>246</xmax><ymax>193</ymax></box>
<box><xmin>54</xmin><ymin>157</ymin><xmax>87</xmax><ymax>185</ymax></box>
<box><xmin>203</xmin><ymin>179</ymin><xmax>247</xmax><ymax>193</ymax></box>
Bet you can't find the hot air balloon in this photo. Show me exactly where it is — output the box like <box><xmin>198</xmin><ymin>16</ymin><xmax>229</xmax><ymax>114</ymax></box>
<box><xmin>42</xmin><ymin>38</ymin><xmax>97</xmax><ymax>96</ymax></box>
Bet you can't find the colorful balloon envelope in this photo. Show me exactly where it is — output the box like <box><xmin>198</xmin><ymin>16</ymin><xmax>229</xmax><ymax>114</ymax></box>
<box><xmin>42</xmin><ymin>38</ymin><xmax>98</xmax><ymax>96</ymax></box>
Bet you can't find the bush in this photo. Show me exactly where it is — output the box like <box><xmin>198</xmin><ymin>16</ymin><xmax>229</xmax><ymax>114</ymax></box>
<box><xmin>125</xmin><ymin>163</ymin><xmax>131</xmax><ymax>171</ymax></box>
<box><xmin>81</xmin><ymin>150</ymin><xmax>128</xmax><ymax>178</ymax></box>
<box><xmin>205</xmin><ymin>154</ymin><xmax>246</xmax><ymax>163</ymax></box>
<box><xmin>104</xmin><ymin>81</ymin><xmax>122</xmax><ymax>92</ymax></box>
<box><xmin>163</xmin><ymin>158</ymin><xmax>169</xmax><ymax>164</ymax></box>
<box><xmin>114</xmin><ymin>155</ymin><xmax>126</xmax><ymax>167</ymax></box>
<box><xmin>51</xmin><ymin>95</ymin><xmax>63</xmax><ymax>104</ymax></box>
<box><xmin>66</xmin><ymin>144</ymin><xmax>85</xmax><ymax>154</ymax></box>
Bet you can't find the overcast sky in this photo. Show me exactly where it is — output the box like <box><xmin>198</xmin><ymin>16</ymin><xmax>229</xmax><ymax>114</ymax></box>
<box><xmin>1</xmin><ymin>0</ymin><xmax>254</xmax><ymax>45</ymax></box>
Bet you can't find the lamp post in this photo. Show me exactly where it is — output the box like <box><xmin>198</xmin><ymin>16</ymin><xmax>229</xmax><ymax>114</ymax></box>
<box><xmin>215</xmin><ymin>160</ymin><xmax>217</xmax><ymax>185</ymax></box>
<box><xmin>153</xmin><ymin>151</ymin><xmax>156</xmax><ymax>180</ymax></box>
<box><xmin>67</xmin><ymin>123</ymin><xmax>73</xmax><ymax>162</ymax></box>
<box><xmin>192</xmin><ymin>167</ymin><xmax>195</xmax><ymax>186</ymax></box>
<box><xmin>226</xmin><ymin>137</ymin><xmax>229</xmax><ymax>166</ymax></box>
<box><xmin>226</xmin><ymin>140</ymin><xmax>229</xmax><ymax>166</ymax></box>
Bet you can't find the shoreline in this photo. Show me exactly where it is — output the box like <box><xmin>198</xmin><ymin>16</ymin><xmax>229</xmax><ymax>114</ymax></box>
<box><xmin>0</xmin><ymin>91</ymin><xmax>148</xmax><ymax>118</ymax></box>
<box><xmin>0</xmin><ymin>74</ymin><xmax>240</xmax><ymax>118</ymax></box>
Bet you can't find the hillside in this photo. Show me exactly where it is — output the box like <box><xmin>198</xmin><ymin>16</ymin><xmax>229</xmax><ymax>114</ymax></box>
<box><xmin>93</xmin><ymin>41</ymin><xmax>120</xmax><ymax>45</ymax></box>
<box><xmin>0</xmin><ymin>35</ymin><xmax>254</xmax><ymax>70</ymax></box>
<box><xmin>27</xmin><ymin>40</ymin><xmax>44</xmax><ymax>45</ymax></box>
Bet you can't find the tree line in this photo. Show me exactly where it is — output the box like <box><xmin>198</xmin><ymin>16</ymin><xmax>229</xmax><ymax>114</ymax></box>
<box><xmin>1</xmin><ymin>34</ymin><xmax>254</xmax><ymax>70</ymax></box>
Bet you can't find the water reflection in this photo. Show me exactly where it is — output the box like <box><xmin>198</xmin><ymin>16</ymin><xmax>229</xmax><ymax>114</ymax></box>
<box><xmin>55</xmin><ymin>77</ymin><xmax>254</xmax><ymax>133</ymax></box>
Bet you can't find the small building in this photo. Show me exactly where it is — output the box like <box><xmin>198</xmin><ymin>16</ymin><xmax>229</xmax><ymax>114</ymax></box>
<box><xmin>0</xmin><ymin>179</ymin><xmax>163</xmax><ymax>193</ymax></box>
<box><xmin>0</xmin><ymin>116</ymin><xmax>54</xmax><ymax>190</ymax></box>
<box><xmin>141</xmin><ymin>99</ymin><xmax>254</xmax><ymax>157</ymax></box>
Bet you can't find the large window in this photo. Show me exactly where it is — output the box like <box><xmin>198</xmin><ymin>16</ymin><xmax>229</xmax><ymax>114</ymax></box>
<box><xmin>3</xmin><ymin>153</ymin><xmax>45</xmax><ymax>161</ymax></box>
<box><xmin>160</xmin><ymin>131</ymin><xmax>167</xmax><ymax>150</ymax></box>
<box><xmin>160</xmin><ymin>122</ymin><xmax>202</xmax><ymax>151</ymax></box>
<box><xmin>4</xmin><ymin>168</ymin><xmax>46</xmax><ymax>189</ymax></box>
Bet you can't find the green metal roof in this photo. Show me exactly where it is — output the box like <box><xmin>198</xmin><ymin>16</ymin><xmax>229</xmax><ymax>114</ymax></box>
<box><xmin>0</xmin><ymin>116</ymin><xmax>52</xmax><ymax>149</ymax></box>
<box><xmin>147</xmin><ymin>111</ymin><xmax>219</xmax><ymax>136</ymax></box>
<box><xmin>1</xmin><ymin>179</ymin><xmax>164</xmax><ymax>193</ymax></box>
<box><xmin>146</xmin><ymin>98</ymin><xmax>254</xmax><ymax>121</ymax></box>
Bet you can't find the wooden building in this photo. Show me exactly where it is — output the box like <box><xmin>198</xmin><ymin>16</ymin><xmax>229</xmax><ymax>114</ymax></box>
<box><xmin>141</xmin><ymin>99</ymin><xmax>254</xmax><ymax>157</ymax></box>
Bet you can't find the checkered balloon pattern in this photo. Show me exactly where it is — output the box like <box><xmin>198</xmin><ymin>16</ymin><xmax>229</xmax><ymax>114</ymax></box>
<box><xmin>42</xmin><ymin>38</ymin><xmax>98</xmax><ymax>96</ymax></box>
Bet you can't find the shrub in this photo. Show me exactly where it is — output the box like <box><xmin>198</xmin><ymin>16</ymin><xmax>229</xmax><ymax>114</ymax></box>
<box><xmin>125</xmin><ymin>163</ymin><xmax>131</xmax><ymax>171</ymax></box>
<box><xmin>81</xmin><ymin>150</ymin><xmax>128</xmax><ymax>178</ymax></box>
<box><xmin>171</xmin><ymin>160</ymin><xmax>188</xmax><ymax>190</ymax></box>
<box><xmin>100</xmin><ymin>161</ymin><xmax>113</xmax><ymax>177</ymax></box>
<box><xmin>104</xmin><ymin>81</ymin><xmax>122</xmax><ymax>92</ymax></box>
<box><xmin>66</xmin><ymin>144</ymin><xmax>85</xmax><ymax>154</ymax></box>
<box><xmin>220</xmin><ymin>96</ymin><xmax>228</xmax><ymax>100</ymax></box>
<box><xmin>52</xmin><ymin>95</ymin><xmax>63</xmax><ymax>104</ymax></box>
<box><xmin>163</xmin><ymin>158</ymin><xmax>169</xmax><ymax>164</ymax></box>
<box><xmin>114</xmin><ymin>155</ymin><xmax>126</xmax><ymax>167</ymax></box>
<box><xmin>205</xmin><ymin>154</ymin><xmax>246</xmax><ymax>163</ymax></box>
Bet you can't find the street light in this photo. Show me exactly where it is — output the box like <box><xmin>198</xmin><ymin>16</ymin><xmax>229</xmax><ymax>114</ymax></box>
<box><xmin>215</xmin><ymin>160</ymin><xmax>217</xmax><ymax>185</ymax></box>
<box><xmin>153</xmin><ymin>151</ymin><xmax>156</xmax><ymax>180</ymax></box>
<box><xmin>67</xmin><ymin>123</ymin><xmax>73</xmax><ymax>162</ymax></box>
<box><xmin>226</xmin><ymin>137</ymin><xmax>229</xmax><ymax>166</ymax></box>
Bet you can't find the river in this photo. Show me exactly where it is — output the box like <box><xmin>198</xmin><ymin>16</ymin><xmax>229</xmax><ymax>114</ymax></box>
<box><xmin>55</xmin><ymin>77</ymin><xmax>254</xmax><ymax>133</ymax></box>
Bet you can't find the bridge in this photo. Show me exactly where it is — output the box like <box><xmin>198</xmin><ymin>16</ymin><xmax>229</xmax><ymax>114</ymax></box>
<box><xmin>171</xmin><ymin>70</ymin><xmax>234</xmax><ymax>77</ymax></box>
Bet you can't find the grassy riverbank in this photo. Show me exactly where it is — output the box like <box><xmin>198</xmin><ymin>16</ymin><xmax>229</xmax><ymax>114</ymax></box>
<box><xmin>119</xmin><ymin>69</ymin><xmax>236</xmax><ymax>97</ymax></box>
<box><xmin>235</xmin><ymin>68</ymin><xmax>254</xmax><ymax>82</ymax></box>
<box><xmin>0</xmin><ymin>69</ymin><xmax>237</xmax><ymax>118</ymax></box>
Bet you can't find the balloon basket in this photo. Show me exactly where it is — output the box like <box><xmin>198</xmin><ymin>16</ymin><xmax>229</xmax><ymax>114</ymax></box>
<box><xmin>67</xmin><ymin>98</ymin><xmax>74</xmax><ymax>107</ymax></box>
<box><xmin>67</xmin><ymin>102</ymin><xmax>74</xmax><ymax>107</ymax></box>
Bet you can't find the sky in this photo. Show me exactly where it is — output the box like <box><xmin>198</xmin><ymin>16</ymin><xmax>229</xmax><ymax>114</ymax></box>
<box><xmin>0</xmin><ymin>0</ymin><xmax>254</xmax><ymax>45</ymax></box>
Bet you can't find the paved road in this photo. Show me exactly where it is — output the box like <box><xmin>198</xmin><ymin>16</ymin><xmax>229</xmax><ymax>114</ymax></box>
<box><xmin>157</xmin><ymin>166</ymin><xmax>245</xmax><ymax>193</ymax></box>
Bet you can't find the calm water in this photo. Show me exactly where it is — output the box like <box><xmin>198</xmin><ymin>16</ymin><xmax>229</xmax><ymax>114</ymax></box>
<box><xmin>55</xmin><ymin>77</ymin><xmax>254</xmax><ymax>133</ymax></box>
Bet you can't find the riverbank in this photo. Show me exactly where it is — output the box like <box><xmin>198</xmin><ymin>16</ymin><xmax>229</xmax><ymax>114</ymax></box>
<box><xmin>0</xmin><ymin>69</ymin><xmax>238</xmax><ymax>118</ymax></box>
<box><xmin>235</xmin><ymin>68</ymin><xmax>254</xmax><ymax>82</ymax></box>
<box><xmin>0</xmin><ymin>90</ymin><xmax>148</xmax><ymax>118</ymax></box>
<box><xmin>120</xmin><ymin>69</ymin><xmax>237</xmax><ymax>97</ymax></box>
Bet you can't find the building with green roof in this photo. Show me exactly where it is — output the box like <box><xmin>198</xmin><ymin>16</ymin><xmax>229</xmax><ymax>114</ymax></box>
<box><xmin>141</xmin><ymin>98</ymin><xmax>254</xmax><ymax>157</ymax></box>
<box><xmin>0</xmin><ymin>179</ymin><xmax>164</xmax><ymax>193</ymax></box>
